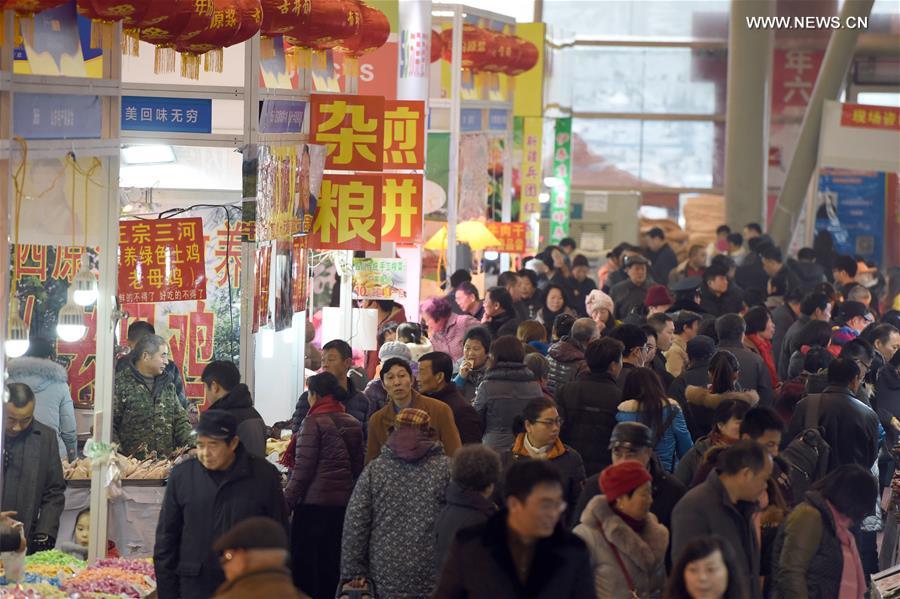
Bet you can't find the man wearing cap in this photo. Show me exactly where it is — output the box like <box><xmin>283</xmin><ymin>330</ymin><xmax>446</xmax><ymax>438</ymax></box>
<box><xmin>573</xmin><ymin>422</ymin><xmax>685</xmax><ymax>535</ymax></box>
<box><xmin>154</xmin><ymin>410</ymin><xmax>289</xmax><ymax>599</ymax></box>
<box><xmin>645</xmin><ymin>285</ymin><xmax>673</xmax><ymax>315</ymax></box>
<box><xmin>667</xmin><ymin>277</ymin><xmax>708</xmax><ymax>315</ymax></box>
<box><xmin>664</xmin><ymin>311</ymin><xmax>702</xmax><ymax>378</ymax></box>
<box><xmin>366</xmin><ymin>357</ymin><xmax>461</xmax><ymax>464</ymax></box>
<box><xmin>212</xmin><ymin>517</ymin><xmax>305</xmax><ymax>598</ymax></box>
<box><xmin>610</xmin><ymin>255</ymin><xmax>652</xmax><ymax>321</ymax></box>
<box><xmin>840</xmin><ymin>300</ymin><xmax>874</xmax><ymax>335</ymax></box>
<box><xmin>566</xmin><ymin>254</ymin><xmax>597</xmax><ymax>317</ymax></box>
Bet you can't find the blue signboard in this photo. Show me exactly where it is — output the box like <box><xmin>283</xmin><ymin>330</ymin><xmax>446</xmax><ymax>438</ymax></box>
<box><xmin>815</xmin><ymin>169</ymin><xmax>886</xmax><ymax>265</ymax></box>
<box><xmin>460</xmin><ymin>108</ymin><xmax>482</xmax><ymax>132</ymax></box>
<box><xmin>14</xmin><ymin>93</ymin><xmax>102</xmax><ymax>139</ymax></box>
<box><xmin>259</xmin><ymin>100</ymin><xmax>306</xmax><ymax>134</ymax></box>
<box><xmin>122</xmin><ymin>96</ymin><xmax>213</xmax><ymax>134</ymax></box>
<box><xmin>488</xmin><ymin>108</ymin><xmax>508</xmax><ymax>131</ymax></box>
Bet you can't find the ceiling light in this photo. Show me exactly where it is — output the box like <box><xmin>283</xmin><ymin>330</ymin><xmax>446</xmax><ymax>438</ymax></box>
<box><xmin>121</xmin><ymin>145</ymin><xmax>176</xmax><ymax>165</ymax></box>
<box><xmin>57</xmin><ymin>296</ymin><xmax>87</xmax><ymax>343</ymax></box>
<box><xmin>72</xmin><ymin>255</ymin><xmax>98</xmax><ymax>306</ymax></box>
<box><xmin>543</xmin><ymin>176</ymin><xmax>564</xmax><ymax>188</ymax></box>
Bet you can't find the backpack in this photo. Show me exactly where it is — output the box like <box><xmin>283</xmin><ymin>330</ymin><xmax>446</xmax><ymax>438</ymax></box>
<box><xmin>780</xmin><ymin>394</ymin><xmax>831</xmax><ymax>503</ymax></box>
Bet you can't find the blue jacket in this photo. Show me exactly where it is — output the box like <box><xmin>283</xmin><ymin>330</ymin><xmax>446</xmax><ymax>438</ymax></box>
<box><xmin>616</xmin><ymin>400</ymin><xmax>693</xmax><ymax>473</ymax></box>
<box><xmin>6</xmin><ymin>357</ymin><xmax>77</xmax><ymax>461</ymax></box>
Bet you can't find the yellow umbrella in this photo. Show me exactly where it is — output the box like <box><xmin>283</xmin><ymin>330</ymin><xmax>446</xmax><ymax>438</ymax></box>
<box><xmin>424</xmin><ymin>220</ymin><xmax>502</xmax><ymax>251</ymax></box>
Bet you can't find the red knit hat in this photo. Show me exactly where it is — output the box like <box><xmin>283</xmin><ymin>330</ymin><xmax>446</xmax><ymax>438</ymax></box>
<box><xmin>645</xmin><ymin>285</ymin><xmax>673</xmax><ymax>308</ymax></box>
<box><xmin>599</xmin><ymin>461</ymin><xmax>652</xmax><ymax>503</ymax></box>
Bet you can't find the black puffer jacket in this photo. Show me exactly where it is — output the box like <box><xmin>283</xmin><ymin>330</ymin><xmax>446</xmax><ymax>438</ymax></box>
<box><xmin>875</xmin><ymin>364</ymin><xmax>900</xmax><ymax>446</ymax></box>
<box><xmin>213</xmin><ymin>384</ymin><xmax>267</xmax><ymax>458</ymax></box>
<box><xmin>668</xmin><ymin>360</ymin><xmax>711</xmax><ymax>439</ymax></box>
<box><xmin>434</xmin><ymin>481</ymin><xmax>497</xmax><ymax>566</ymax></box>
<box><xmin>557</xmin><ymin>371</ymin><xmax>622</xmax><ymax>476</ymax></box>
<box><xmin>473</xmin><ymin>362</ymin><xmax>545</xmax><ymax>451</ymax></box>
<box><xmin>546</xmin><ymin>338</ymin><xmax>587</xmax><ymax>396</ymax></box>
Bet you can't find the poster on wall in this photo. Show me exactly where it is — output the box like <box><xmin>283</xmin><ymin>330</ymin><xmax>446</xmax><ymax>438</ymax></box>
<box><xmin>273</xmin><ymin>240</ymin><xmax>293</xmax><ymax>332</ymax></box>
<box><xmin>352</xmin><ymin>258</ymin><xmax>408</xmax><ymax>300</ymax></box>
<box><xmin>253</xmin><ymin>243</ymin><xmax>272</xmax><ymax>333</ymax></box>
<box><xmin>255</xmin><ymin>144</ymin><xmax>326</xmax><ymax>241</ymax></box>
<box><xmin>458</xmin><ymin>133</ymin><xmax>490</xmax><ymax>221</ymax></box>
<box><xmin>814</xmin><ymin>169</ymin><xmax>886</xmax><ymax>265</ymax></box>
<box><xmin>291</xmin><ymin>235</ymin><xmax>309</xmax><ymax>314</ymax></box>
<box><xmin>118</xmin><ymin>217</ymin><xmax>207</xmax><ymax>304</ymax></box>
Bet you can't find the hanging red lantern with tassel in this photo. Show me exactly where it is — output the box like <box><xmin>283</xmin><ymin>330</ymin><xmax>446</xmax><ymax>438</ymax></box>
<box><xmin>175</xmin><ymin>0</ymin><xmax>261</xmax><ymax>79</ymax></box>
<box><xmin>479</xmin><ymin>31</ymin><xmax>516</xmax><ymax>73</ymax></box>
<box><xmin>3</xmin><ymin>0</ymin><xmax>71</xmax><ymax>47</ymax></box>
<box><xmin>75</xmin><ymin>0</ymin><xmax>150</xmax><ymax>49</ymax></box>
<box><xmin>135</xmin><ymin>0</ymin><xmax>214</xmax><ymax>74</ymax></box>
<box><xmin>284</xmin><ymin>0</ymin><xmax>360</xmax><ymax>70</ymax></box>
<box><xmin>259</xmin><ymin>0</ymin><xmax>302</xmax><ymax>57</ymax></box>
<box><xmin>504</xmin><ymin>35</ymin><xmax>538</xmax><ymax>76</ymax></box>
<box><xmin>333</xmin><ymin>1</ymin><xmax>388</xmax><ymax>75</ymax></box>
<box><xmin>430</xmin><ymin>29</ymin><xmax>442</xmax><ymax>63</ymax></box>
<box><xmin>440</xmin><ymin>24</ymin><xmax>491</xmax><ymax>71</ymax></box>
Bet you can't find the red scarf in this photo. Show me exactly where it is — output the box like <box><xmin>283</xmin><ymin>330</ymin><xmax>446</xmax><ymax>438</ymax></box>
<box><xmin>747</xmin><ymin>334</ymin><xmax>779</xmax><ymax>389</ymax></box>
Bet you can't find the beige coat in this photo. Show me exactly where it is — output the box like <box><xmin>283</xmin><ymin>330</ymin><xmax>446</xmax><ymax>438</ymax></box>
<box><xmin>366</xmin><ymin>391</ymin><xmax>461</xmax><ymax>463</ymax></box>
<box><xmin>574</xmin><ymin>495</ymin><xmax>669</xmax><ymax>599</ymax></box>
<box><xmin>664</xmin><ymin>336</ymin><xmax>689</xmax><ymax>378</ymax></box>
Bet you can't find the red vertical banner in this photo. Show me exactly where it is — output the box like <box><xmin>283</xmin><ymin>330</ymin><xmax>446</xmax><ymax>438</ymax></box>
<box><xmin>309</xmin><ymin>174</ymin><xmax>384</xmax><ymax>251</ymax></box>
<box><xmin>771</xmin><ymin>49</ymin><xmax>824</xmax><ymax>119</ymax></box>
<box><xmin>310</xmin><ymin>93</ymin><xmax>385</xmax><ymax>171</ymax></box>
<box><xmin>118</xmin><ymin>218</ymin><xmax>206</xmax><ymax>304</ymax></box>
<box><xmin>253</xmin><ymin>243</ymin><xmax>272</xmax><ymax>332</ymax></box>
<box><xmin>382</xmin><ymin>174</ymin><xmax>423</xmax><ymax>244</ymax></box>
<box><xmin>291</xmin><ymin>235</ymin><xmax>309</xmax><ymax>314</ymax></box>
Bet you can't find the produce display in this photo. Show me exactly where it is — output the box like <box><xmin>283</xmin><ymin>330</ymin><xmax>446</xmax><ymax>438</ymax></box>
<box><xmin>63</xmin><ymin>455</ymin><xmax>173</xmax><ymax>481</ymax></box>
<box><xmin>0</xmin><ymin>553</ymin><xmax>155</xmax><ymax>598</ymax></box>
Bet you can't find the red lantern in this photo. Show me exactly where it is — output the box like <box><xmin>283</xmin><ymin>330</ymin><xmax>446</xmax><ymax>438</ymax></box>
<box><xmin>285</xmin><ymin>0</ymin><xmax>360</xmax><ymax>51</ymax></box>
<box><xmin>334</xmin><ymin>1</ymin><xmax>388</xmax><ymax>57</ymax></box>
<box><xmin>504</xmin><ymin>36</ymin><xmax>538</xmax><ymax>76</ymax></box>
<box><xmin>2</xmin><ymin>0</ymin><xmax>69</xmax><ymax>16</ymax></box>
<box><xmin>76</xmin><ymin>0</ymin><xmax>151</xmax><ymax>49</ymax></box>
<box><xmin>440</xmin><ymin>24</ymin><xmax>491</xmax><ymax>71</ymax></box>
<box><xmin>479</xmin><ymin>31</ymin><xmax>516</xmax><ymax>73</ymax></box>
<box><xmin>430</xmin><ymin>28</ymin><xmax>442</xmax><ymax>63</ymax></box>
<box><xmin>136</xmin><ymin>0</ymin><xmax>214</xmax><ymax>73</ymax></box>
<box><xmin>259</xmin><ymin>0</ymin><xmax>300</xmax><ymax>37</ymax></box>
<box><xmin>176</xmin><ymin>0</ymin><xmax>262</xmax><ymax>79</ymax></box>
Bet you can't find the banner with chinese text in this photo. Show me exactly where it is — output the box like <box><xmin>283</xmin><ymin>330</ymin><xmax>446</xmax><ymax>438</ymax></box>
<box><xmin>486</xmin><ymin>222</ymin><xmax>527</xmax><ymax>254</ymax></box>
<box><xmin>840</xmin><ymin>103</ymin><xmax>900</xmax><ymax>131</ymax></box>
<box><xmin>310</xmin><ymin>174</ymin><xmax>384</xmax><ymax>251</ymax></box>
<box><xmin>549</xmin><ymin>117</ymin><xmax>573</xmax><ymax>243</ymax></box>
<box><xmin>118</xmin><ymin>218</ymin><xmax>206</xmax><ymax>304</ymax></box>
<box><xmin>352</xmin><ymin>258</ymin><xmax>408</xmax><ymax>300</ymax></box>
<box><xmin>253</xmin><ymin>243</ymin><xmax>272</xmax><ymax>333</ymax></box>
<box><xmin>519</xmin><ymin>116</ymin><xmax>543</xmax><ymax>216</ymax></box>
<box><xmin>383</xmin><ymin>100</ymin><xmax>425</xmax><ymax>169</ymax></box>
<box><xmin>311</xmin><ymin>94</ymin><xmax>385</xmax><ymax>171</ymax></box>
<box><xmin>291</xmin><ymin>235</ymin><xmax>309</xmax><ymax>314</ymax></box>
<box><xmin>382</xmin><ymin>174</ymin><xmax>424</xmax><ymax>244</ymax></box>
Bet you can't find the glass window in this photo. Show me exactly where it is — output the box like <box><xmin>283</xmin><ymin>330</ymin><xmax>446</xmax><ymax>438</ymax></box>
<box><xmin>572</xmin><ymin>47</ymin><xmax>726</xmax><ymax>114</ymax></box>
<box><xmin>856</xmin><ymin>92</ymin><xmax>900</xmax><ymax>107</ymax></box>
<box><xmin>573</xmin><ymin>118</ymin><xmax>721</xmax><ymax>189</ymax></box>
<box><xmin>543</xmin><ymin>0</ymin><xmax>729</xmax><ymax>40</ymax></box>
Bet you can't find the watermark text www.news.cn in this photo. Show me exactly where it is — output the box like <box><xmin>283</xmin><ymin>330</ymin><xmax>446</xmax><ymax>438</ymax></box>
<box><xmin>746</xmin><ymin>15</ymin><xmax>868</xmax><ymax>30</ymax></box>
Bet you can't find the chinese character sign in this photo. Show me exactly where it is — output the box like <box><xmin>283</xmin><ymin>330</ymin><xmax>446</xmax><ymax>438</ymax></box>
<box><xmin>352</xmin><ymin>258</ymin><xmax>408</xmax><ymax>300</ymax></box>
<box><xmin>519</xmin><ymin>116</ymin><xmax>543</xmax><ymax>216</ymax></box>
<box><xmin>311</xmin><ymin>94</ymin><xmax>385</xmax><ymax>171</ymax></box>
<box><xmin>291</xmin><ymin>235</ymin><xmax>309</xmax><ymax>315</ymax></box>
<box><xmin>310</xmin><ymin>174</ymin><xmax>384</xmax><ymax>251</ymax></box>
<box><xmin>549</xmin><ymin>117</ymin><xmax>573</xmax><ymax>244</ymax></box>
<box><xmin>841</xmin><ymin>103</ymin><xmax>900</xmax><ymax>131</ymax></box>
<box><xmin>121</xmin><ymin>96</ymin><xmax>212</xmax><ymax>134</ymax></box>
<box><xmin>118</xmin><ymin>218</ymin><xmax>207</xmax><ymax>304</ymax></box>
<box><xmin>383</xmin><ymin>100</ymin><xmax>425</xmax><ymax>169</ymax></box>
<box><xmin>382</xmin><ymin>174</ymin><xmax>424</xmax><ymax>244</ymax></box>
<box><xmin>486</xmin><ymin>222</ymin><xmax>527</xmax><ymax>254</ymax></box>
<box><xmin>771</xmin><ymin>50</ymin><xmax>824</xmax><ymax>119</ymax></box>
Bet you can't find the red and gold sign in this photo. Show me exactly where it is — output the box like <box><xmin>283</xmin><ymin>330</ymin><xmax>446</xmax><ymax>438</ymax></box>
<box><xmin>76</xmin><ymin>0</ymin><xmax>151</xmax><ymax>47</ymax></box>
<box><xmin>253</xmin><ymin>242</ymin><xmax>272</xmax><ymax>332</ymax></box>
<box><xmin>382</xmin><ymin>174</ymin><xmax>423</xmax><ymax>244</ymax></box>
<box><xmin>506</xmin><ymin>36</ymin><xmax>538</xmax><ymax>76</ymax></box>
<box><xmin>383</xmin><ymin>99</ymin><xmax>425</xmax><ymax>170</ymax></box>
<box><xmin>309</xmin><ymin>174</ymin><xmax>383</xmax><ymax>251</ymax></box>
<box><xmin>118</xmin><ymin>218</ymin><xmax>207</xmax><ymax>304</ymax></box>
<box><xmin>486</xmin><ymin>221</ymin><xmax>527</xmax><ymax>254</ymax></box>
<box><xmin>310</xmin><ymin>93</ymin><xmax>385</xmax><ymax>171</ymax></box>
<box><xmin>841</xmin><ymin>103</ymin><xmax>900</xmax><ymax>131</ymax></box>
<box><xmin>259</xmin><ymin>0</ymin><xmax>302</xmax><ymax>37</ymax></box>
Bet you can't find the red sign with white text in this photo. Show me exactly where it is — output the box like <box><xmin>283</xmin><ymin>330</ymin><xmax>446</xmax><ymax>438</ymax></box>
<box><xmin>841</xmin><ymin>103</ymin><xmax>900</xmax><ymax>131</ymax></box>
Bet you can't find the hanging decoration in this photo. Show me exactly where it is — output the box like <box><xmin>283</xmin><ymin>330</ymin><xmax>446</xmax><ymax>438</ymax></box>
<box><xmin>2</xmin><ymin>0</ymin><xmax>70</xmax><ymax>47</ymax></box>
<box><xmin>430</xmin><ymin>28</ymin><xmax>442</xmax><ymax>63</ymax></box>
<box><xmin>75</xmin><ymin>0</ymin><xmax>150</xmax><ymax>49</ymax></box>
<box><xmin>333</xmin><ymin>0</ymin><xmax>389</xmax><ymax>76</ymax></box>
<box><xmin>259</xmin><ymin>0</ymin><xmax>301</xmax><ymax>57</ymax></box>
<box><xmin>284</xmin><ymin>0</ymin><xmax>361</xmax><ymax>71</ymax></box>
<box><xmin>175</xmin><ymin>0</ymin><xmax>262</xmax><ymax>79</ymax></box>
<box><xmin>440</xmin><ymin>24</ymin><xmax>491</xmax><ymax>71</ymax></box>
<box><xmin>505</xmin><ymin>35</ymin><xmax>539</xmax><ymax>76</ymax></box>
<box><xmin>135</xmin><ymin>0</ymin><xmax>215</xmax><ymax>73</ymax></box>
<box><xmin>438</xmin><ymin>25</ymin><xmax>539</xmax><ymax>77</ymax></box>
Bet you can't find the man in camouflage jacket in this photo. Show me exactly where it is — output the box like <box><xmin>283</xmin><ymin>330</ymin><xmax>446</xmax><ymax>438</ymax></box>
<box><xmin>113</xmin><ymin>335</ymin><xmax>193</xmax><ymax>459</ymax></box>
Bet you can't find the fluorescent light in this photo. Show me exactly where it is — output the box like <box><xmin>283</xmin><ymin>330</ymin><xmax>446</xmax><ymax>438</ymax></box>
<box><xmin>57</xmin><ymin>300</ymin><xmax>87</xmax><ymax>342</ymax></box>
<box><xmin>483</xmin><ymin>251</ymin><xmax>499</xmax><ymax>261</ymax></box>
<box><xmin>122</xmin><ymin>145</ymin><xmax>176</xmax><ymax>165</ymax></box>
<box><xmin>539</xmin><ymin>192</ymin><xmax>550</xmax><ymax>203</ymax></box>
<box><xmin>543</xmin><ymin>176</ymin><xmax>564</xmax><ymax>188</ymax></box>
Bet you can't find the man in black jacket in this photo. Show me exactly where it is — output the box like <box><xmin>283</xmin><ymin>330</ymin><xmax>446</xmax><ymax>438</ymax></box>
<box><xmin>777</xmin><ymin>291</ymin><xmax>832</xmax><ymax>379</ymax></box>
<box><xmin>606</xmin><ymin>324</ymin><xmax>648</xmax><ymax>388</ymax></box>
<box><xmin>716</xmin><ymin>314</ymin><xmax>774</xmax><ymax>406</ymax></box>
<box><xmin>434</xmin><ymin>460</ymin><xmax>594</xmax><ymax>599</ymax></box>
<box><xmin>154</xmin><ymin>410</ymin><xmax>289</xmax><ymax>599</ymax></box>
<box><xmin>481</xmin><ymin>286</ymin><xmax>521</xmax><ymax>338</ymax></box>
<box><xmin>700</xmin><ymin>264</ymin><xmax>744</xmax><ymax>316</ymax></box>
<box><xmin>786</xmin><ymin>358</ymin><xmax>880</xmax><ymax>472</ymax></box>
<box><xmin>557</xmin><ymin>337</ymin><xmax>624</xmax><ymax>476</ymax></box>
<box><xmin>418</xmin><ymin>351</ymin><xmax>482</xmax><ymax>445</ymax></box>
<box><xmin>644</xmin><ymin>227</ymin><xmax>678</xmax><ymax>284</ymax></box>
<box><xmin>572</xmin><ymin>422</ymin><xmax>685</xmax><ymax>535</ymax></box>
<box><xmin>201</xmin><ymin>361</ymin><xmax>267</xmax><ymax>458</ymax></box>
<box><xmin>668</xmin><ymin>335</ymin><xmax>717</xmax><ymax>439</ymax></box>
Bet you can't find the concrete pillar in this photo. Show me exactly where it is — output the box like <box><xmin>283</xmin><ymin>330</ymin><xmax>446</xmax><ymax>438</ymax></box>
<box><xmin>769</xmin><ymin>0</ymin><xmax>874</xmax><ymax>248</ymax></box>
<box><xmin>724</xmin><ymin>0</ymin><xmax>773</xmax><ymax>230</ymax></box>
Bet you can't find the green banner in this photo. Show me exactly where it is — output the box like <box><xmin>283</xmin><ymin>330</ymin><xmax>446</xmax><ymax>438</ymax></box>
<box><xmin>549</xmin><ymin>117</ymin><xmax>572</xmax><ymax>243</ymax></box>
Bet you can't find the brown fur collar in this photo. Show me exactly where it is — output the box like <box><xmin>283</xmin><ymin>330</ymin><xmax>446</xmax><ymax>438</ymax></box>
<box><xmin>582</xmin><ymin>495</ymin><xmax>668</xmax><ymax>569</ymax></box>
<box><xmin>684</xmin><ymin>386</ymin><xmax>759</xmax><ymax>409</ymax></box>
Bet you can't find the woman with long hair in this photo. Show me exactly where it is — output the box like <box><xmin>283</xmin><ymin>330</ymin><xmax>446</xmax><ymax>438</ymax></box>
<box><xmin>666</xmin><ymin>535</ymin><xmax>748</xmax><ymax>599</ymax></box>
<box><xmin>684</xmin><ymin>350</ymin><xmax>759</xmax><ymax>438</ymax></box>
<box><xmin>285</xmin><ymin>372</ymin><xmax>364</xmax><ymax>599</ymax></box>
<box><xmin>673</xmin><ymin>399</ymin><xmax>752</xmax><ymax>489</ymax></box>
<box><xmin>617</xmin><ymin>367</ymin><xmax>692</xmax><ymax>473</ymax></box>
<box><xmin>536</xmin><ymin>283</ymin><xmax>576</xmax><ymax>338</ymax></box>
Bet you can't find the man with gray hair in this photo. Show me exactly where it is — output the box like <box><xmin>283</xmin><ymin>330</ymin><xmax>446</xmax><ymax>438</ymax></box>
<box><xmin>113</xmin><ymin>334</ymin><xmax>193</xmax><ymax>459</ymax></box>
<box><xmin>546</xmin><ymin>317</ymin><xmax>597</xmax><ymax>395</ymax></box>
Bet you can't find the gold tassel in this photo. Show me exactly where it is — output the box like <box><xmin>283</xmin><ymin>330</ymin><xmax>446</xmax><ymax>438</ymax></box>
<box><xmin>154</xmin><ymin>45</ymin><xmax>176</xmax><ymax>74</ymax></box>
<box><xmin>90</xmin><ymin>18</ymin><xmax>102</xmax><ymax>48</ymax></box>
<box><xmin>203</xmin><ymin>48</ymin><xmax>223</xmax><ymax>73</ymax></box>
<box><xmin>16</xmin><ymin>16</ymin><xmax>35</xmax><ymax>49</ymax></box>
<box><xmin>298</xmin><ymin>48</ymin><xmax>312</xmax><ymax>69</ymax></box>
<box><xmin>122</xmin><ymin>28</ymin><xmax>140</xmax><ymax>56</ymax></box>
<box><xmin>284</xmin><ymin>47</ymin><xmax>298</xmax><ymax>73</ymax></box>
<box><xmin>181</xmin><ymin>53</ymin><xmax>201</xmax><ymax>79</ymax></box>
<box><xmin>260</xmin><ymin>35</ymin><xmax>275</xmax><ymax>59</ymax></box>
<box><xmin>312</xmin><ymin>49</ymin><xmax>327</xmax><ymax>71</ymax></box>
<box><xmin>343</xmin><ymin>56</ymin><xmax>360</xmax><ymax>77</ymax></box>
